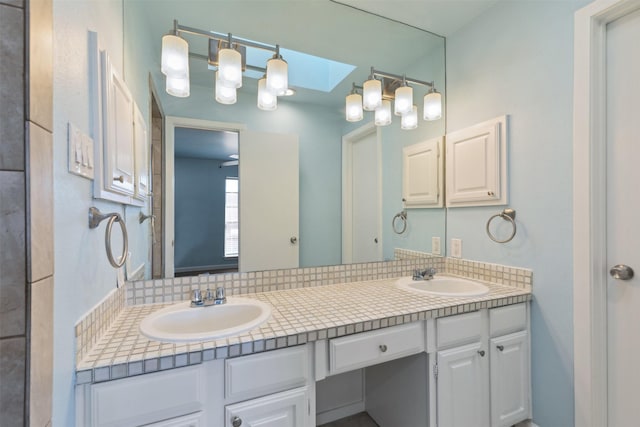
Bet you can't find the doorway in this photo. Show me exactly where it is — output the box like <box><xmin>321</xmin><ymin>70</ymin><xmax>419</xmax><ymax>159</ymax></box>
<box><xmin>573</xmin><ymin>1</ymin><xmax>640</xmax><ymax>425</ymax></box>
<box><xmin>342</xmin><ymin>123</ymin><xmax>382</xmax><ymax>264</ymax></box>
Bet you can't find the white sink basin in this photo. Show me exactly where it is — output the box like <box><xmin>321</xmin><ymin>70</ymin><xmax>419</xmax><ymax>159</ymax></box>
<box><xmin>395</xmin><ymin>275</ymin><xmax>490</xmax><ymax>297</ymax></box>
<box><xmin>139</xmin><ymin>297</ymin><xmax>271</xmax><ymax>343</ymax></box>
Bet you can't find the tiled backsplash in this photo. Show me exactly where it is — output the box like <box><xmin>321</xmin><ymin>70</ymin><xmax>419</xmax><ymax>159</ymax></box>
<box><xmin>75</xmin><ymin>250</ymin><xmax>532</xmax><ymax>367</ymax></box>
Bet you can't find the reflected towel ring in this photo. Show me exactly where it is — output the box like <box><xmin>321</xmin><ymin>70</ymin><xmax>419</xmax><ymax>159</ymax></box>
<box><xmin>89</xmin><ymin>207</ymin><xmax>129</xmax><ymax>268</ymax></box>
<box><xmin>392</xmin><ymin>210</ymin><xmax>408</xmax><ymax>234</ymax></box>
<box><xmin>486</xmin><ymin>208</ymin><xmax>517</xmax><ymax>243</ymax></box>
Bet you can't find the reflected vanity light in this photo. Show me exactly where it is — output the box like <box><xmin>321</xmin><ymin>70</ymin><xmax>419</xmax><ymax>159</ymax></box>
<box><xmin>161</xmin><ymin>20</ymin><xmax>289</xmax><ymax>110</ymax></box>
<box><xmin>347</xmin><ymin>67</ymin><xmax>442</xmax><ymax>129</ymax></box>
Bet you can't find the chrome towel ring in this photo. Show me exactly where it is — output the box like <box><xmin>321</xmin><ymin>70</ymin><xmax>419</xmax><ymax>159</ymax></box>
<box><xmin>486</xmin><ymin>208</ymin><xmax>517</xmax><ymax>243</ymax></box>
<box><xmin>89</xmin><ymin>207</ymin><xmax>129</xmax><ymax>268</ymax></box>
<box><xmin>392</xmin><ymin>210</ymin><xmax>408</xmax><ymax>234</ymax></box>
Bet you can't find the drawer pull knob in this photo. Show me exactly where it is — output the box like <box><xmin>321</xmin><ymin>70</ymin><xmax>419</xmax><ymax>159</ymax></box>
<box><xmin>497</xmin><ymin>345</ymin><xmax>505</xmax><ymax>352</ymax></box>
<box><xmin>379</xmin><ymin>344</ymin><xmax>388</xmax><ymax>353</ymax></box>
<box><xmin>232</xmin><ymin>416</ymin><xmax>242</xmax><ymax>427</ymax></box>
<box><xmin>477</xmin><ymin>350</ymin><xmax>485</xmax><ymax>357</ymax></box>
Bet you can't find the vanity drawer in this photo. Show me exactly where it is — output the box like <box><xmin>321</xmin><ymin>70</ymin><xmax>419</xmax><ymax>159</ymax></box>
<box><xmin>328</xmin><ymin>321</ymin><xmax>424</xmax><ymax>375</ymax></box>
<box><xmin>225</xmin><ymin>345</ymin><xmax>309</xmax><ymax>402</ymax></box>
<box><xmin>489</xmin><ymin>303</ymin><xmax>527</xmax><ymax>337</ymax></box>
<box><xmin>436</xmin><ymin>310</ymin><xmax>483</xmax><ymax>349</ymax></box>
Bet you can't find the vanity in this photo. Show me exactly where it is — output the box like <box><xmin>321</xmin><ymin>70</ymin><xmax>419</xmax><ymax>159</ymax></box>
<box><xmin>75</xmin><ymin>264</ymin><xmax>531</xmax><ymax>427</ymax></box>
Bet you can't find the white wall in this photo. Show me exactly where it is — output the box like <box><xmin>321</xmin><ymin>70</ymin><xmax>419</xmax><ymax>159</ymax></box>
<box><xmin>52</xmin><ymin>0</ymin><xmax>150</xmax><ymax>424</ymax></box>
<box><xmin>446</xmin><ymin>1</ymin><xmax>588</xmax><ymax>425</ymax></box>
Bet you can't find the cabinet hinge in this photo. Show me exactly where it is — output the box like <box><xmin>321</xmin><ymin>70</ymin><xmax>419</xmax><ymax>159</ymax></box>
<box><xmin>433</xmin><ymin>363</ymin><xmax>438</xmax><ymax>379</ymax></box>
<box><xmin>308</xmin><ymin>399</ymin><xmax>311</xmax><ymax>416</ymax></box>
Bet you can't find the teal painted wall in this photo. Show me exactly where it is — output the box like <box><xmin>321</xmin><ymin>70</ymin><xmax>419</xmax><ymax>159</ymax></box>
<box><xmin>446</xmin><ymin>1</ymin><xmax>589</xmax><ymax>425</ymax></box>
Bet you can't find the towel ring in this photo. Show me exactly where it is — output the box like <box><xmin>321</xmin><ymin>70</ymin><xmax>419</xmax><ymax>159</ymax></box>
<box><xmin>392</xmin><ymin>210</ymin><xmax>408</xmax><ymax>234</ymax></box>
<box><xmin>486</xmin><ymin>208</ymin><xmax>517</xmax><ymax>243</ymax></box>
<box><xmin>89</xmin><ymin>207</ymin><xmax>129</xmax><ymax>268</ymax></box>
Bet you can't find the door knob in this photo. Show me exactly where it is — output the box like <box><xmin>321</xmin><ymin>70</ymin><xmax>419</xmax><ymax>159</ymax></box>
<box><xmin>231</xmin><ymin>416</ymin><xmax>242</xmax><ymax>427</ymax></box>
<box><xmin>610</xmin><ymin>264</ymin><xmax>634</xmax><ymax>280</ymax></box>
<box><xmin>290</xmin><ymin>237</ymin><xmax>297</xmax><ymax>244</ymax></box>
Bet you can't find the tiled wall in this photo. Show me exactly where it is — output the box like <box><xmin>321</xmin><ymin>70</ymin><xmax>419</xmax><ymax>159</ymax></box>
<box><xmin>0</xmin><ymin>0</ymin><xmax>54</xmax><ymax>425</ymax></box>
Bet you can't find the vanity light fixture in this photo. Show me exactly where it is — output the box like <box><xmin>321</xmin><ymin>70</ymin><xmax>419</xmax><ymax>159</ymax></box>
<box><xmin>346</xmin><ymin>67</ymin><xmax>442</xmax><ymax>129</ymax></box>
<box><xmin>345</xmin><ymin>84</ymin><xmax>364</xmax><ymax>122</ymax></box>
<box><xmin>161</xmin><ymin>20</ymin><xmax>290</xmax><ymax>111</ymax></box>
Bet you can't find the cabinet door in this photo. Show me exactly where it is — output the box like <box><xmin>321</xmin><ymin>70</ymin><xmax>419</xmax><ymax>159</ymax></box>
<box><xmin>402</xmin><ymin>137</ymin><xmax>443</xmax><ymax>208</ymax></box>
<box><xmin>446</xmin><ymin>116</ymin><xmax>507</xmax><ymax>207</ymax></box>
<box><xmin>101</xmin><ymin>51</ymin><xmax>135</xmax><ymax>196</ymax></box>
<box><xmin>225</xmin><ymin>386</ymin><xmax>310</xmax><ymax>427</ymax></box>
<box><xmin>133</xmin><ymin>103</ymin><xmax>149</xmax><ymax>200</ymax></box>
<box><xmin>437</xmin><ymin>342</ymin><xmax>490</xmax><ymax>427</ymax></box>
<box><xmin>490</xmin><ymin>331</ymin><xmax>530</xmax><ymax>427</ymax></box>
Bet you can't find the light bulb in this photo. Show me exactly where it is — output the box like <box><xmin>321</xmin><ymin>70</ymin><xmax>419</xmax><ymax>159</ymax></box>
<box><xmin>375</xmin><ymin>100</ymin><xmax>392</xmax><ymax>126</ymax></box>
<box><xmin>215</xmin><ymin>71</ymin><xmax>237</xmax><ymax>105</ymax></box>
<box><xmin>394</xmin><ymin>85</ymin><xmax>413</xmax><ymax>116</ymax></box>
<box><xmin>346</xmin><ymin>93</ymin><xmax>363</xmax><ymax>122</ymax></box>
<box><xmin>423</xmin><ymin>89</ymin><xmax>442</xmax><ymax>121</ymax></box>
<box><xmin>257</xmin><ymin>77</ymin><xmax>277</xmax><ymax>111</ymax></box>
<box><xmin>401</xmin><ymin>105</ymin><xmax>418</xmax><ymax>130</ymax></box>
<box><xmin>363</xmin><ymin>78</ymin><xmax>382</xmax><ymax>111</ymax></box>
<box><xmin>166</xmin><ymin>75</ymin><xmax>190</xmax><ymax>98</ymax></box>
<box><xmin>266</xmin><ymin>56</ymin><xmax>288</xmax><ymax>96</ymax></box>
<box><xmin>161</xmin><ymin>34</ymin><xmax>189</xmax><ymax>78</ymax></box>
<box><xmin>218</xmin><ymin>47</ymin><xmax>242</xmax><ymax>88</ymax></box>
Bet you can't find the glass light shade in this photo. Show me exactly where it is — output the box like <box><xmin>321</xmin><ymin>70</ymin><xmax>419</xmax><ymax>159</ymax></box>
<box><xmin>363</xmin><ymin>78</ymin><xmax>382</xmax><ymax>111</ymax></box>
<box><xmin>218</xmin><ymin>48</ymin><xmax>242</xmax><ymax>88</ymax></box>
<box><xmin>394</xmin><ymin>85</ymin><xmax>413</xmax><ymax>116</ymax></box>
<box><xmin>161</xmin><ymin>34</ymin><xmax>189</xmax><ymax>78</ymax></box>
<box><xmin>266</xmin><ymin>57</ymin><xmax>288</xmax><ymax>96</ymax></box>
<box><xmin>401</xmin><ymin>105</ymin><xmax>418</xmax><ymax>130</ymax></box>
<box><xmin>374</xmin><ymin>100</ymin><xmax>392</xmax><ymax>126</ymax></box>
<box><xmin>423</xmin><ymin>90</ymin><xmax>442</xmax><ymax>121</ymax></box>
<box><xmin>345</xmin><ymin>93</ymin><xmax>363</xmax><ymax>122</ymax></box>
<box><xmin>166</xmin><ymin>75</ymin><xmax>190</xmax><ymax>98</ymax></box>
<box><xmin>257</xmin><ymin>77</ymin><xmax>277</xmax><ymax>111</ymax></box>
<box><xmin>215</xmin><ymin>72</ymin><xmax>237</xmax><ymax>105</ymax></box>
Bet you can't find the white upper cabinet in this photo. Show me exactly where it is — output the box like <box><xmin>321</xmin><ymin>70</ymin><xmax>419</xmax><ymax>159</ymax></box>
<box><xmin>88</xmin><ymin>32</ymin><xmax>148</xmax><ymax>206</ymax></box>
<box><xmin>446</xmin><ymin>116</ymin><xmax>508</xmax><ymax>207</ymax></box>
<box><xmin>102</xmin><ymin>51</ymin><xmax>135</xmax><ymax>197</ymax></box>
<box><xmin>402</xmin><ymin>137</ymin><xmax>443</xmax><ymax>208</ymax></box>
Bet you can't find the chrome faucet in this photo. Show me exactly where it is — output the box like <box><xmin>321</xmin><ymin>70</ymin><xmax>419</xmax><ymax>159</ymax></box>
<box><xmin>191</xmin><ymin>286</ymin><xmax>227</xmax><ymax>307</ymax></box>
<box><xmin>413</xmin><ymin>267</ymin><xmax>437</xmax><ymax>281</ymax></box>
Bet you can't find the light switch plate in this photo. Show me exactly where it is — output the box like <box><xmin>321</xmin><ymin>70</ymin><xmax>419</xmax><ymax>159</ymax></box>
<box><xmin>432</xmin><ymin>237</ymin><xmax>441</xmax><ymax>255</ymax></box>
<box><xmin>451</xmin><ymin>238</ymin><xmax>462</xmax><ymax>258</ymax></box>
<box><xmin>67</xmin><ymin>122</ymin><xmax>95</xmax><ymax>179</ymax></box>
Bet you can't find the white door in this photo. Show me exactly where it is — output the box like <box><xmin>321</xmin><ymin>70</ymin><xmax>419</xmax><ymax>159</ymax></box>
<box><xmin>239</xmin><ymin>131</ymin><xmax>299</xmax><ymax>272</ymax></box>
<box><xmin>437</xmin><ymin>342</ymin><xmax>490</xmax><ymax>427</ymax></box>
<box><xmin>606</xmin><ymin>8</ymin><xmax>640</xmax><ymax>426</ymax></box>
<box><xmin>342</xmin><ymin>124</ymin><xmax>381</xmax><ymax>264</ymax></box>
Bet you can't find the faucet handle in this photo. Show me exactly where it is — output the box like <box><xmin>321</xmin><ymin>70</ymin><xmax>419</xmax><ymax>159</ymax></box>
<box><xmin>215</xmin><ymin>287</ymin><xmax>225</xmax><ymax>300</ymax></box>
<box><xmin>191</xmin><ymin>289</ymin><xmax>203</xmax><ymax>306</ymax></box>
<box><xmin>205</xmin><ymin>288</ymin><xmax>214</xmax><ymax>301</ymax></box>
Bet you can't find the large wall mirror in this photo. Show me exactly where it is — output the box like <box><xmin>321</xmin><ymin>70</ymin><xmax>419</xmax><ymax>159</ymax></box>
<box><xmin>124</xmin><ymin>0</ymin><xmax>446</xmax><ymax>278</ymax></box>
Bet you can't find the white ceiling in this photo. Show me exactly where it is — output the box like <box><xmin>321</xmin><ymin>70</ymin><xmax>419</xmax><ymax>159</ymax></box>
<box><xmin>334</xmin><ymin>0</ymin><xmax>500</xmax><ymax>37</ymax></box>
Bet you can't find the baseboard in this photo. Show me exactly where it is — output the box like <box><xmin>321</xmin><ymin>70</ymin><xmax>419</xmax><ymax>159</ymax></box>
<box><xmin>316</xmin><ymin>401</ymin><xmax>365</xmax><ymax>425</ymax></box>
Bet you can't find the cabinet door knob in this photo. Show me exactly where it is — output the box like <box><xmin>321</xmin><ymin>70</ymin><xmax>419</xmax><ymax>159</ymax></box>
<box><xmin>477</xmin><ymin>350</ymin><xmax>485</xmax><ymax>357</ymax></box>
<box><xmin>290</xmin><ymin>236</ymin><xmax>297</xmax><ymax>244</ymax></box>
<box><xmin>232</xmin><ymin>416</ymin><xmax>242</xmax><ymax>427</ymax></box>
<box><xmin>497</xmin><ymin>345</ymin><xmax>504</xmax><ymax>352</ymax></box>
<box><xmin>379</xmin><ymin>344</ymin><xmax>388</xmax><ymax>352</ymax></box>
<box><xmin>113</xmin><ymin>175</ymin><xmax>124</xmax><ymax>183</ymax></box>
<box><xmin>487</xmin><ymin>191</ymin><xmax>495</xmax><ymax>196</ymax></box>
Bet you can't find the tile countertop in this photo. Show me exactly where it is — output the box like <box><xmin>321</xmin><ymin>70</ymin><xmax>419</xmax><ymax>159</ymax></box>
<box><xmin>76</xmin><ymin>275</ymin><xmax>531</xmax><ymax>385</ymax></box>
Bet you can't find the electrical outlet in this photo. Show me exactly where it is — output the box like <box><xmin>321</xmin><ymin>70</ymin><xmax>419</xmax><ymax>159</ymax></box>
<box><xmin>432</xmin><ymin>237</ymin><xmax>441</xmax><ymax>255</ymax></box>
<box><xmin>451</xmin><ymin>238</ymin><xmax>462</xmax><ymax>258</ymax></box>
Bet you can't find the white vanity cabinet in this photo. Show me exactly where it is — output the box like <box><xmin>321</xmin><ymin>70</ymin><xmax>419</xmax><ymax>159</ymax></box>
<box><xmin>76</xmin><ymin>344</ymin><xmax>315</xmax><ymax>427</ymax></box>
<box><xmin>430</xmin><ymin>303</ymin><xmax>530</xmax><ymax>427</ymax></box>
